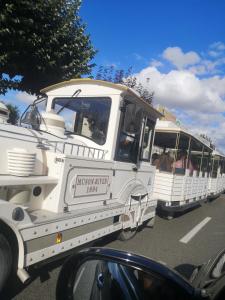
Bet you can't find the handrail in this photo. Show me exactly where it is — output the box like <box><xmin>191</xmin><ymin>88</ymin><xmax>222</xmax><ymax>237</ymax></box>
<box><xmin>48</xmin><ymin>140</ymin><xmax>105</xmax><ymax>159</ymax></box>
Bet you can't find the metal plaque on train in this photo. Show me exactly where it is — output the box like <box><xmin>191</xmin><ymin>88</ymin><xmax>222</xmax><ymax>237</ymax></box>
<box><xmin>73</xmin><ymin>175</ymin><xmax>110</xmax><ymax>197</ymax></box>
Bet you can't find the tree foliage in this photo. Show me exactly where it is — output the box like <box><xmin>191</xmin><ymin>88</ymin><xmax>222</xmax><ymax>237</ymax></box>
<box><xmin>200</xmin><ymin>133</ymin><xmax>215</xmax><ymax>150</ymax></box>
<box><xmin>95</xmin><ymin>66</ymin><xmax>154</xmax><ymax>104</ymax></box>
<box><xmin>6</xmin><ymin>103</ymin><xmax>20</xmax><ymax>124</ymax></box>
<box><xmin>0</xmin><ymin>0</ymin><xmax>96</xmax><ymax>95</ymax></box>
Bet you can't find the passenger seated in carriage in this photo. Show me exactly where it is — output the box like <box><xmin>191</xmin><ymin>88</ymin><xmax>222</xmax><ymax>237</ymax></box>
<box><xmin>172</xmin><ymin>149</ymin><xmax>194</xmax><ymax>175</ymax></box>
<box><xmin>152</xmin><ymin>153</ymin><xmax>160</xmax><ymax>168</ymax></box>
<box><xmin>158</xmin><ymin>149</ymin><xmax>173</xmax><ymax>172</ymax></box>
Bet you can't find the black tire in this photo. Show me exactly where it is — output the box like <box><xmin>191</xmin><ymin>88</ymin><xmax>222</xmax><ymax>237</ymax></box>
<box><xmin>117</xmin><ymin>227</ymin><xmax>137</xmax><ymax>241</ymax></box>
<box><xmin>143</xmin><ymin>216</ymin><xmax>155</xmax><ymax>228</ymax></box>
<box><xmin>0</xmin><ymin>234</ymin><xmax>13</xmax><ymax>292</ymax></box>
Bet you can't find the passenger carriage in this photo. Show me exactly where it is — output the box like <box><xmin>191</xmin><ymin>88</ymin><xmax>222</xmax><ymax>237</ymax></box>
<box><xmin>152</xmin><ymin>120</ymin><xmax>213</xmax><ymax>218</ymax></box>
<box><xmin>208</xmin><ymin>150</ymin><xmax>225</xmax><ymax>199</ymax></box>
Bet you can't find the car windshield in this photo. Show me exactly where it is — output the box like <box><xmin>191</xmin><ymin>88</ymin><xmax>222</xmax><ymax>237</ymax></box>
<box><xmin>52</xmin><ymin>97</ymin><xmax>111</xmax><ymax>145</ymax></box>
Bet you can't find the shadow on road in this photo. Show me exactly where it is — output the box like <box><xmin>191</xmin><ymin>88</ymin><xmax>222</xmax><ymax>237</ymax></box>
<box><xmin>0</xmin><ymin>256</ymin><xmax>66</xmax><ymax>300</ymax></box>
<box><xmin>156</xmin><ymin>203</ymin><xmax>202</xmax><ymax>220</ymax></box>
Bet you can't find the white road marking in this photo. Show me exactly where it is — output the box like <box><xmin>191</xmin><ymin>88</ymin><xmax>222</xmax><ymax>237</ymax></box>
<box><xmin>180</xmin><ymin>217</ymin><xmax>212</xmax><ymax>244</ymax></box>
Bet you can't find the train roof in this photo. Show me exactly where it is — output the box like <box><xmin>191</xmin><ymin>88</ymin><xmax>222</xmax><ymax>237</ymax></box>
<box><xmin>41</xmin><ymin>78</ymin><xmax>162</xmax><ymax>120</ymax></box>
<box><xmin>213</xmin><ymin>149</ymin><xmax>225</xmax><ymax>158</ymax></box>
<box><xmin>155</xmin><ymin>120</ymin><xmax>213</xmax><ymax>150</ymax></box>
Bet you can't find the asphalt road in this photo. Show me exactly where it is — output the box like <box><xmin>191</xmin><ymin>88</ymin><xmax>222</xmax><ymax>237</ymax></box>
<box><xmin>2</xmin><ymin>194</ymin><xmax>225</xmax><ymax>300</ymax></box>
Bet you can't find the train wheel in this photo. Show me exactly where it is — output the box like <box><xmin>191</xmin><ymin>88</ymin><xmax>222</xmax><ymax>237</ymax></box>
<box><xmin>143</xmin><ymin>216</ymin><xmax>155</xmax><ymax>228</ymax></box>
<box><xmin>118</xmin><ymin>227</ymin><xmax>137</xmax><ymax>241</ymax></box>
<box><xmin>0</xmin><ymin>234</ymin><xmax>13</xmax><ymax>292</ymax></box>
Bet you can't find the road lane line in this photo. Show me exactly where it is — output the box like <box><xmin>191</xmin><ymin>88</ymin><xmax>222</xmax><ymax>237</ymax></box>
<box><xmin>180</xmin><ymin>217</ymin><xmax>212</xmax><ymax>244</ymax></box>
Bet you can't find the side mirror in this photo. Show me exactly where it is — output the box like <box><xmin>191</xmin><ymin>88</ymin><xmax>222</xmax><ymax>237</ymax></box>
<box><xmin>212</xmin><ymin>253</ymin><xmax>225</xmax><ymax>279</ymax></box>
<box><xmin>191</xmin><ymin>249</ymin><xmax>225</xmax><ymax>288</ymax></box>
<box><xmin>20</xmin><ymin>106</ymin><xmax>40</xmax><ymax>130</ymax></box>
<box><xmin>56</xmin><ymin>248</ymin><xmax>197</xmax><ymax>300</ymax></box>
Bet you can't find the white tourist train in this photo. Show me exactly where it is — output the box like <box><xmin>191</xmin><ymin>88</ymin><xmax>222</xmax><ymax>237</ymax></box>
<box><xmin>0</xmin><ymin>78</ymin><xmax>224</xmax><ymax>290</ymax></box>
<box><xmin>0</xmin><ymin>79</ymin><xmax>161</xmax><ymax>290</ymax></box>
<box><xmin>152</xmin><ymin>120</ymin><xmax>225</xmax><ymax>218</ymax></box>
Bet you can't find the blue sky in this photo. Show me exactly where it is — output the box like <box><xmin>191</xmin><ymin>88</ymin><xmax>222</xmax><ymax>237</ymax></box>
<box><xmin>81</xmin><ymin>0</ymin><xmax>225</xmax><ymax>72</ymax></box>
<box><xmin>2</xmin><ymin>0</ymin><xmax>225</xmax><ymax>150</ymax></box>
<box><xmin>80</xmin><ymin>0</ymin><xmax>225</xmax><ymax>150</ymax></box>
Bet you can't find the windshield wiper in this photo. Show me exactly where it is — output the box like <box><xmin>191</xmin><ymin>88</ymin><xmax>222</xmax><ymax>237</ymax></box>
<box><xmin>56</xmin><ymin>89</ymin><xmax>81</xmax><ymax>114</ymax></box>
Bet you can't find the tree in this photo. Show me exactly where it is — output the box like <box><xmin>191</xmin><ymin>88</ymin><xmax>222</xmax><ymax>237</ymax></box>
<box><xmin>6</xmin><ymin>103</ymin><xmax>20</xmax><ymax>125</ymax></box>
<box><xmin>0</xmin><ymin>0</ymin><xmax>96</xmax><ymax>95</ymax></box>
<box><xmin>200</xmin><ymin>133</ymin><xmax>215</xmax><ymax>150</ymax></box>
<box><xmin>95</xmin><ymin>66</ymin><xmax>154</xmax><ymax>104</ymax></box>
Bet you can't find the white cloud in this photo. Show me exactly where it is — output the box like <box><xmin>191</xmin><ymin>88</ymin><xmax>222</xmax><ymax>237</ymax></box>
<box><xmin>187</xmin><ymin>59</ymin><xmax>224</xmax><ymax>76</ymax></box>
<box><xmin>15</xmin><ymin>92</ymin><xmax>36</xmax><ymax>104</ymax></box>
<box><xmin>133</xmin><ymin>53</ymin><xmax>144</xmax><ymax>61</ymax></box>
<box><xmin>150</xmin><ymin>59</ymin><xmax>163</xmax><ymax>67</ymax></box>
<box><xmin>187</xmin><ymin>65</ymin><xmax>207</xmax><ymax>75</ymax></box>
<box><xmin>210</xmin><ymin>41</ymin><xmax>225</xmax><ymax>51</ymax></box>
<box><xmin>208</xmin><ymin>50</ymin><xmax>221</xmax><ymax>58</ymax></box>
<box><xmin>135</xmin><ymin>66</ymin><xmax>225</xmax><ymax>113</ymax></box>
<box><xmin>208</xmin><ymin>42</ymin><xmax>225</xmax><ymax>59</ymax></box>
<box><xmin>201</xmin><ymin>76</ymin><xmax>225</xmax><ymax>96</ymax></box>
<box><xmin>161</xmin><ymin>44</ymin><xmax>225</xmax><ymax>75</ymax></box>
<box><xmin>134</xmin><ymin>58</ymin><xmax>225</xmax><ymax>150</ymax></box>
<box><xmin>184</xmin><ymin>112</ymin><xmax>225</xmax><ymax>151</ymax></box>
<box><xmin>162</xmin><ymin>47</ymin><xmax>201</xmax><ymax>69</ymax></box>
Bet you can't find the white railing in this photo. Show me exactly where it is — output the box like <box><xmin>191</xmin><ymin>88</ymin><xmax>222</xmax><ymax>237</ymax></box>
<box><xmin>49</xmin><ymin>141</ymin><xmax>105</xmax><ymax>160</ymax></box>
<box><xmin>208</xmin><ymin>174</ymin><xmax>225</xmax><ymax>195</ymax></box>
<box><xmin>153</xmin><ymin>170</ymin><xmax>210</xmax><ymax>203</ymax></box>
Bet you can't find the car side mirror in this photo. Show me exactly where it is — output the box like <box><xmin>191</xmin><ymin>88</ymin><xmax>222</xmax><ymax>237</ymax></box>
<box><xmin>56</xmin><ymin>248</ymin><xmax>197</xmax><ymax>300</ymax></box>
<box><xmin>192</xmin><ymin>249</ymin><xmax>225</xmax><ymax>288</ymax></box>
<box><xmin>20</xmin><ymin>106</ymin><xmax>40</xmax><ymax>129</ymax></box>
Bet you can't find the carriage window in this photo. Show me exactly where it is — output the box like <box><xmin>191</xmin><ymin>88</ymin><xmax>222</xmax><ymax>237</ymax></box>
<box><xmin>172</xmin><ymin>134</ymin><xmax>190</xmax><ymax>175</ymax></box>
<box><xmin>211</xmin><ymin>158</ymin><xmax>220</xmax><ymax>178</ymax></box>
<box><xmin>200</xmin><ymin>149</ymin><xmax>211</xmax><ymax>176</ymax></box>
<box><xmin>189</xmin><ymin>139</ymin><xmax>204</xmax><ymax>177</ymax></box>
<box><xmin>52</xmin><ymin>97</ymin><xmax>111</xmax><ymax>145</ymax></box>
<box><xmin>115</xmin><ymin>101</ymin><xmax>143</xmax><ymax>163</ymax></box>
<box><xmin>152</xmin><ymin>132</ymin><xmax>177</xmax><ymax>172</ymax></box>
<box><xmin>140</xmin><ymin>118</ymin><xmax>155</xmax><ymax>161</ymax></box>
<box><xmin>221</xmin><ymin>158</ymin><xmax>225</xmax><ymax>175</ymax></box>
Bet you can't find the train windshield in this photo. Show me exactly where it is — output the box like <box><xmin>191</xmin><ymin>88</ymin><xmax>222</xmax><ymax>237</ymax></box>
<box><xmin>52</xmin><ymin>97</ymin><xmax>111</xmax><ymax>145</ymax></box>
